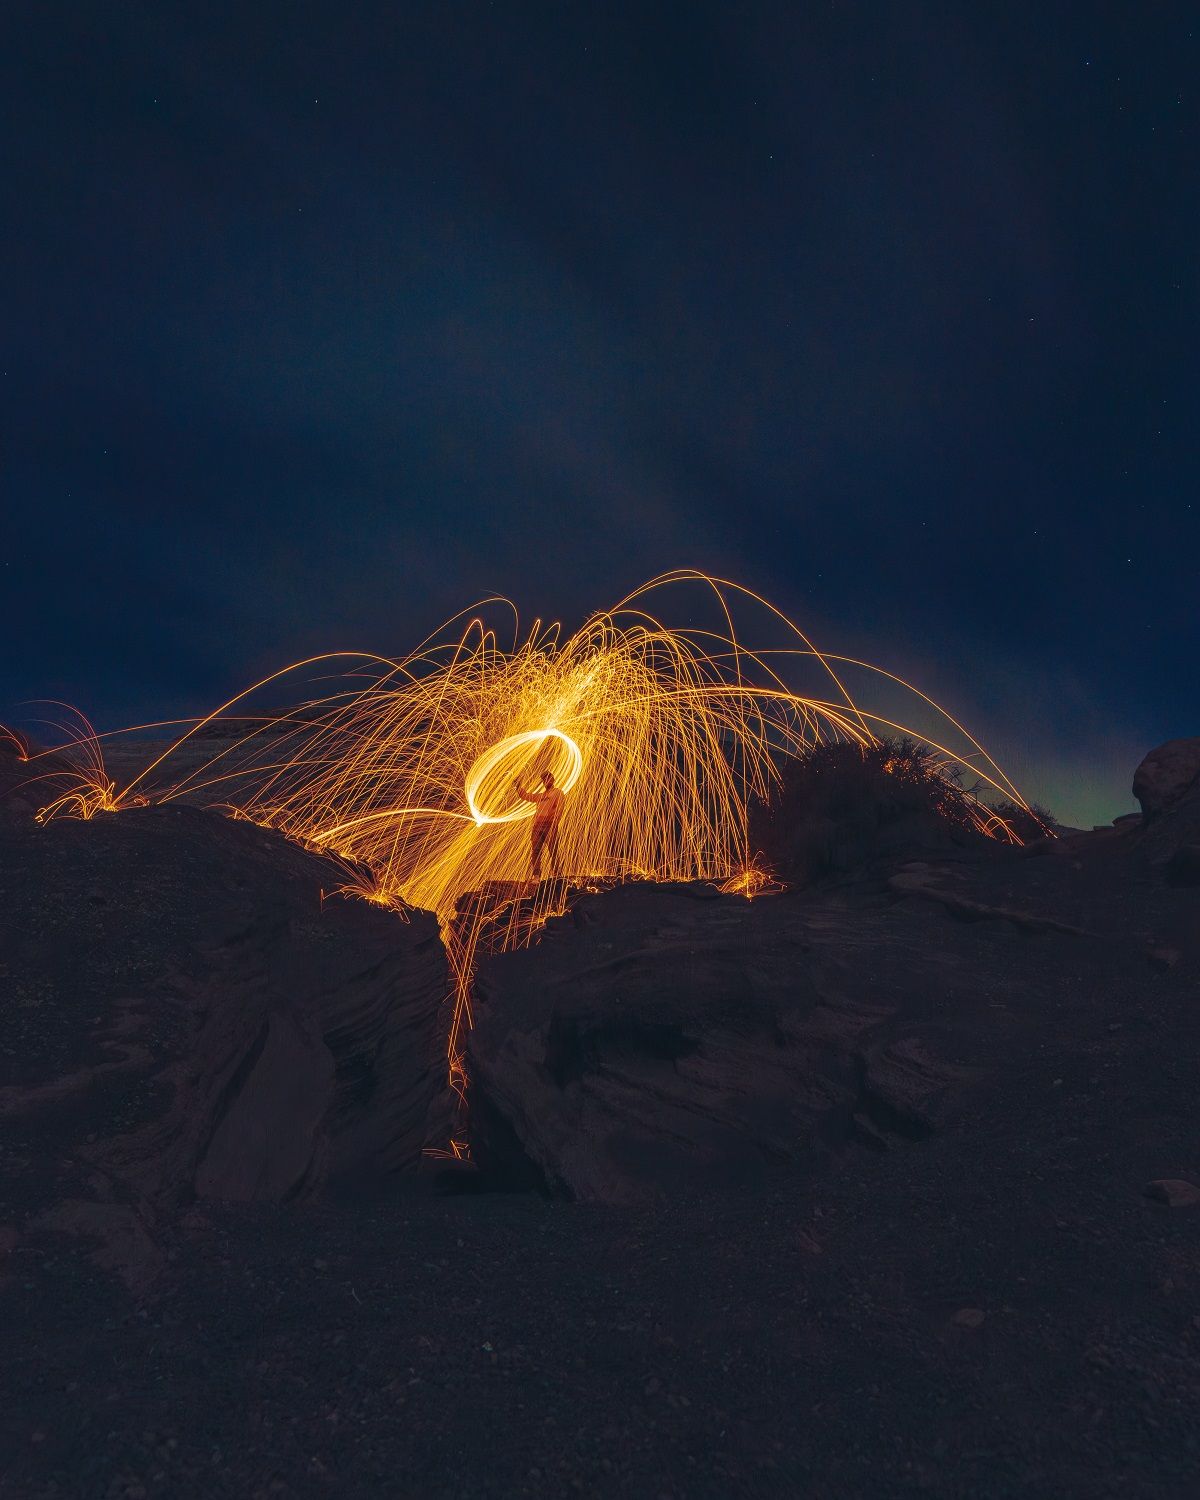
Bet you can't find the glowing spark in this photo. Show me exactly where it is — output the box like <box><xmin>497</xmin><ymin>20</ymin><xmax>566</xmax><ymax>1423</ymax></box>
<box><xmin>464</xmin><ymin>728</ymin><xmax>583</xmax><ymax>825</ymax></box>
<box><xmin>25</xmin><ymin>572</ymin><xmax>1038</xmax><ymax>1139</ymax></box>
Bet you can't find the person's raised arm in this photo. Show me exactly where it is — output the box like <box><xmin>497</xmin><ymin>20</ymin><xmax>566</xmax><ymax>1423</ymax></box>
<box><xmin>513</xmin><ymin>777</ymin><xmax>541</xmax><ymax>803</ymax></box>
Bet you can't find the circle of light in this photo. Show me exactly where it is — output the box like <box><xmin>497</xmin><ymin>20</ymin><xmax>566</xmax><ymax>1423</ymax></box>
<box><xmin>464</xmin><ymin>727</ymin><xmax>583</xmax><ymax>827</ymax></box>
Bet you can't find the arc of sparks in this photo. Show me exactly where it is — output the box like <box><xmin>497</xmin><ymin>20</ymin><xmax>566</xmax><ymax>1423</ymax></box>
<box><xmin>464</xmin><ymin>727</ymin><xmax>584</xmax><ymax>826</ymax></box>
<box><xmin>22</xmin><ymin>571</ymin><xmax>1039</xmax><ymax>1123</ymax></box>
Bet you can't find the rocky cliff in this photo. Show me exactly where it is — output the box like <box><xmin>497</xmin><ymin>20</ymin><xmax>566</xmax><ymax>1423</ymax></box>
<box><xmin>0</xmin><ymin>759</ymin><xmax>448</xmax><ymax>1287</ymax></box>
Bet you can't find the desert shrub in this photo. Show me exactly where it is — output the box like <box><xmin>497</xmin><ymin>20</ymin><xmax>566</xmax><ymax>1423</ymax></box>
<box><xmin>749</xmin><ymin>737</ymin><xmax>983</xmax><ymax>882</ymax></box>
<box><xmin>984</xmin><ymin>800</ymin><xmax>1058</xmax><ymax>844</ymax></box>
<box><xmin>0</xmin><ymin>724</ymin><xmax>30</xmax><ymax>759</ymax></box>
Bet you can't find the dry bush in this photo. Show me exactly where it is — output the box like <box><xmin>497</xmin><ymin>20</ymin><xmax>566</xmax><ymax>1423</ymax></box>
<box><xmin>750</xmin><ymin>737</ymin><xmax>984</xmax><ymax>882</ymax></box>
<box><xmin>986</xmin><ymin>799</ymin><xmax>1059</xmax><ymax>843</ymax></box>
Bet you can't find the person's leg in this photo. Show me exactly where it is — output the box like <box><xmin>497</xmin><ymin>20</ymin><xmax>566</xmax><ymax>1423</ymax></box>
<box><xmin>547</xmin><ymin>824</ymin><xmax>560</xmax><ymax>880</ymax></box>
<box><xmin>529</xmin><ymin>825</ymin><xmax>546</xmax><ymax>884</ymax></box>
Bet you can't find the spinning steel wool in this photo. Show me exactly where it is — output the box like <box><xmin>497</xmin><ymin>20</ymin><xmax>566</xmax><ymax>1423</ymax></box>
<box><xmin>22</xmin><ymin>572</ymin><xmax>1032</xmax><ymax>1126</ymax></box>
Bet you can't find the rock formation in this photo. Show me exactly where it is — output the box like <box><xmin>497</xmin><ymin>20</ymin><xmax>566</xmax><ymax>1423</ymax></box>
<box><xmin>5</xmin><ymin>733</ymin><xmax>1199</xmax><ymax>1496</ymax></box>
<box><xmin>1134</xmin><ymin>738</ymin><xmax>1200</xmax><ymax>871</ymax></box>
<box><xmin>1133</xmin><ymin>736</ymin><xmax>1200</xmax><ymax>823</ymax></box>
<box><xmin>467</xmin><ymin>877</ymin><xmax>978</xmax><ymax>1201</ymax></box>
<box><xmin>0</xmin><ymin>766</ymin><xmax>448</xmax><ymax>1286</ymax></box>
<box><xmin>468</xmin><ymin>738</ymin><xmax>1200</xmax><ymax>1204</ymax></box>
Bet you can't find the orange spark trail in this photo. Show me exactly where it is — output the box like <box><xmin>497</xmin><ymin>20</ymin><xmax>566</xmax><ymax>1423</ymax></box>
<box><xmin>21</xmin><ymin>572</ymin><xmax>1035</xmax><ymax>1136</ymax></box>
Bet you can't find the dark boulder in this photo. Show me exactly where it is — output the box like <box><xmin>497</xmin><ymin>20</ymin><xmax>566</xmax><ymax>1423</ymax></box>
<box><xmin>1143</xmin><ymin>1179</ymin><xmax>1200</xmax><ymax>1208</ymax></box>
<box><xmin>1133</xmin><ymin>738</ymin><xmax>1200</xmax><ymax>824</ymax></box>
<box><xmin>1139</xmin><ymin>771</ymin><xmax>1200</xmax><ymax>872</ymax></box>
<box><xmin>467</xmin><ymin>880</ymin><xmax>964</xmax><ymax>1202</ymax></box>
<box><xmin>0</xmin><ymin>792</ymin><xmax>448</xmax><ymax>1284</ymax></box>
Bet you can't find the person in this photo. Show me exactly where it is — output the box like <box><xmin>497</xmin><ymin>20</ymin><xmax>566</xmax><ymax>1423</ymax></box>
<box><xmin>512</xmin><ymin>767</ymin><xmax>566</xmax><ymax>884</ymax></box>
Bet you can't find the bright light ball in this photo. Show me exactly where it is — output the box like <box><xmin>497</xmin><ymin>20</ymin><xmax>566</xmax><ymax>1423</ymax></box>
<box><xmin>464</xmin><ymin>728</ymin><xmax>583</xmax><ymax>826</ymax></box>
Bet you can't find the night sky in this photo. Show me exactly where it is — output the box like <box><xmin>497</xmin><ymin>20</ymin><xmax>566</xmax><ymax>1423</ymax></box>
<box><xmin>4</xmin><ymin>4</ymin><xmax>1196</xmax><ymax>826</ymax></box>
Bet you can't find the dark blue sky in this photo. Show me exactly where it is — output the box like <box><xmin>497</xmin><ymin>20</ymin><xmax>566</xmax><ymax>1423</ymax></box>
<box><xmin>3</xmin><ymin>3</ymin><xmax>1195</xmax><ymax>824</ymax></box>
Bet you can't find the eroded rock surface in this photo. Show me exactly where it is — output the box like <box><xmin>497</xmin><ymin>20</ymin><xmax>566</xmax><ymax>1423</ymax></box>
<box><xmin>468</xmin><ymin>879</ymin><xmax>983</xmax><ymax>1201</ymax></box>
<box><xmin>0</xmin><ymin>784</ymin><xmax>447</xmax><ymax>1285</ymax></box>
<box><xmin>1121</xmin><ymin>736</ymin><xmax>1200</xmax><ymax>871</ymax></box>
<box><xmin>469</xmin><ymin>798</ymin><xmax>1199</xmax><ymax>1205</ymax></box>
<box><xmin>1133</xmin><ymin>736</ymin><xmax>1200</xmax><ymax>822</ymax></box>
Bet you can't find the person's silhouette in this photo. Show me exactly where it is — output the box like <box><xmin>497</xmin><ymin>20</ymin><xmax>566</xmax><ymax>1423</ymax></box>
<box><xmin>513</xmin><ymin>768</ymin><xmax>566</xmax><ymax>884</ymax></box>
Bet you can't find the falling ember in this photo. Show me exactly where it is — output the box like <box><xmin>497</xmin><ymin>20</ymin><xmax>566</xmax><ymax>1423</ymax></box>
<box><xmin>19</xmin><ymin>571</ymin><xmax>1035</xmax><ymax>1134</ymax></box>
